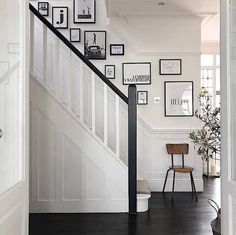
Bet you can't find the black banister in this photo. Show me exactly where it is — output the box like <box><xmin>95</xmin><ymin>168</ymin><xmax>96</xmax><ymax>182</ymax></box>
<box><xmin>128</xmin><ymin>85</ymin><xmax>137</xmax><ymax>214</ymax></box>
<box><xmin>29</xmin><ymin>3</ymin><xmax>128</xmax><ymax>104</ymax></box>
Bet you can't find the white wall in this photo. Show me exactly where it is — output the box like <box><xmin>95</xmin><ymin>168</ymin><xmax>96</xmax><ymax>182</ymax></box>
<box><xmin>30</xmin><ymin>0</ymin><xmax>203</xmax><ymax>197</ymax></box>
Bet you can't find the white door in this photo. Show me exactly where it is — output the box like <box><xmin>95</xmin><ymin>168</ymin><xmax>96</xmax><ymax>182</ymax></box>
<box><xmin>221</xmin><ymin>0</ymin><xmax>236</xmax><ymax>234</ymax></box>
<box><xmin>0</xmin><ymin>0</ymin><xmax>29</xmax><ymax>234</ymax></box>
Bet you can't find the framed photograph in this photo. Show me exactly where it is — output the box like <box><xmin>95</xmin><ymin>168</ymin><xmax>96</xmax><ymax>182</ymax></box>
<box><xmin>137</xmin><ymin>91</ymin><xmax>148</xmax><ymax>105</ymax></box>
<box><xmin>38</xmin><ymin>2</ymin><xmax>49</xmax><ymax>16</ymax></box>
<box><xmin>110</xmin><ymin>44</ymin><xmax>124</xmax><ymax>55</ymax></box>
<box><xmin>73</xmin><ymin>0</ymin><xmax>96</xmax><ymax>23</ymax></box>
<box><xmin>105</xmin><ymin>65</ymin><xmax>115</xmax><ymax>79</ymax></box>
<box><xmin>84</xmin><ymin>31</ymin><xmax>106</xmax><ymax>60</ymax></box>
<box><xmin>164</xmin><ymin>81</ymin><xmax>194</xmax><ymax>117</ymax></box>
<box><xmin>122</xmin><ymin>62</ymin><xmax>151</xmax><ymax>85</ymax></box>
<box><xmin>52</xmin><ymin>7</ymin><xmax>68</xmax><ymax>29</ymax></box>
<box><xmin>70</xmin><ymin>28</ymin><xmax>81</xmax><ymax>42</ymax></box>
<box><xmin>159</xmin><ymin>59</ymin><xmax>182</xmax><ymax>75</ymax></box>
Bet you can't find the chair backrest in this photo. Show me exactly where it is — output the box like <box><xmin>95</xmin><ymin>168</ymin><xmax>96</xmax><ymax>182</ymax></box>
<box><xmin>166</xmin><ymin>143</ymin><xmax>189</xmax><ymax>167</ymax></box>
<box><xmin>166</xmin><ymin>143</ymin><xmax>189</xmax><ymax>154</ymax></box>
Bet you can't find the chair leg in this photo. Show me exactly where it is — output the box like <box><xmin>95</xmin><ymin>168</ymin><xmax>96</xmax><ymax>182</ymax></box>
<box><xmin>172</xmin><ymin>171</ymin><xmax>176</xmax><ymax>193</ymax></box>
<box><xmin>162</xmin><ymin>169</ymin><xmax>171</xmax><ymax>193</ymax></box>
<box><xmin>190</xmin><ymin>173</ymin><xmax>194</xmax><ymax>195</ymax></box>
<box><xmin>190</xmin><ymin>172</ymin><xmax>198</xmax><ymax>201</ymax></box>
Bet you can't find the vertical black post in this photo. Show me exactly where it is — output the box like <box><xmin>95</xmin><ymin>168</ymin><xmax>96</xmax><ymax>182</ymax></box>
<box><xmin>128</xmin><ymin>85</ymin><xmax>137</xmax><ymax>215</ymax></box>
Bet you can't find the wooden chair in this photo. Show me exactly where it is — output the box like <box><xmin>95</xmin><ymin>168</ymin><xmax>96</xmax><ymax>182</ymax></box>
<box><xmin>162</xmin><ymin>143</ymin><xmax>198</xmax><ymax>201</ymax></box>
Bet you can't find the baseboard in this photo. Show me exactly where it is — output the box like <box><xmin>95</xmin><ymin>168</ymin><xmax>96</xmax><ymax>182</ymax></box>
<box><xmin>30</xmin><ymin>200</ymin><xmax>128</xmax><ymax>213</ymax></box>
<box><xmin>148</xmin><ymin>178</ymin><xmax>204</xmax><ymax>192</ymax></box>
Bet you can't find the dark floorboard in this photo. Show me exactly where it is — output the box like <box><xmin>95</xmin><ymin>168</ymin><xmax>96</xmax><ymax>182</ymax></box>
<box><xmin>30</xmin><ymin>177</ymin><xmax>220</xmax><ymax>235</ymax></box>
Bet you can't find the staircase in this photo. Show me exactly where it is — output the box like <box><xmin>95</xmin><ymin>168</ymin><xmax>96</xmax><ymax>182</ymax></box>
<box><xmin>29</xmin><ymin>3</ymin><xmax>150</xmax><ymax>214</ymax></box>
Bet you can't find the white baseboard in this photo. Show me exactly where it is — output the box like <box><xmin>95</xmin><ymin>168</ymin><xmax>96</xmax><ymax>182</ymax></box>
<box><xmin>148</xmin><ymin>178</ymin><xmax>204</xmax><ymax>192</ymax></box>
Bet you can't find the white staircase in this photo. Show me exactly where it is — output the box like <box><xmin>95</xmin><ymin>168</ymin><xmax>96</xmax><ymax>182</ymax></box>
<box><xmin>29</xmin><ymin>5</ymin><xmax>150</xmax><ymax>213</ymax></box>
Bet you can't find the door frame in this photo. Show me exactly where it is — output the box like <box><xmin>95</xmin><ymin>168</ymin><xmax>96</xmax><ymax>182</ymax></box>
<box><xmin>221</xmin><ymin>0</ymin><xmax>236</xmax><ymax>234</ymax></box>
<box><xmin>0</xmin><ymin>0</ymin><xmax>29</xmax><ymax>234</ymax></box>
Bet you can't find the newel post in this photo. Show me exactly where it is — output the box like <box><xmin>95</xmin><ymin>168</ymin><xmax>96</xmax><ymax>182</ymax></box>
<box><xmin>128</xmin><ymin>85</ymin><xmax>137</xmax><ymax>214</ymax></box>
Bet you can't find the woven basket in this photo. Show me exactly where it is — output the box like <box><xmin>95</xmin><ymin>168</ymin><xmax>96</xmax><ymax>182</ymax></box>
<box><xmin>208</xmin><ymin>199</ymin><xmax>221</xmax><ymax>235</ymax></box>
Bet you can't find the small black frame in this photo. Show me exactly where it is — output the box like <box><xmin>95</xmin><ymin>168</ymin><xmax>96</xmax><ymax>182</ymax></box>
<box><xmin>137</xmin><ymin>91</ymin><xmax>148</xmax><ymax>105</ymax></box>
<box><xmin>52</xmin><ymin>7</ymin><xmax>69</xmax><ymax>29</ymax></box>
<box><xmin>110</xmin><ymin>44</ymin><xmax>124</xmax><ymax>56</ymax></box>
<box><xmin>122</xmin><ymin>62</ymin><xmax>151</xmax><ymax>85</ymax></box>
<box><xmin>38</xmin><ymin>2</ymin><xmax>49</xmax><ymax>16</ymax></box>
<box><xmin>70</xmin><ymin>28</ymin><xmax>81</xmax><ymax>42</ymax></box>
<box><xmin>159</xmin><ymin>59</ymin><xmax>182</xmax><ymax>75</ymax></box>
<box><xmin>164</xmin><ymin>81</ymin><xmax>194</xmax><ymax>117</ymax></box>
<box><xmin>105</xmin><ymin>65</ymin><xmax>115</xmax><ymax>79</ymax></box>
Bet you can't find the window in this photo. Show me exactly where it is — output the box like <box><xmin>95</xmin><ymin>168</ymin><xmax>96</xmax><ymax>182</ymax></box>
<box><xmin>201</xmin><ymin>54</ymin><xmax>220</xmax><ymax>108</ymax></box>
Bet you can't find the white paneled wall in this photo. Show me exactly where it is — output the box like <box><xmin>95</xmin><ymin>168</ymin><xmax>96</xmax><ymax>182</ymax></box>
<box><xmin>29</xmin><ymin>77</ymin><xmax>128</xmax><ymax>213</ymax></box>
<box><xmin>137</xmin><ymin>121</ymin><xmax>203</xmax><ymax>191</ymax></box>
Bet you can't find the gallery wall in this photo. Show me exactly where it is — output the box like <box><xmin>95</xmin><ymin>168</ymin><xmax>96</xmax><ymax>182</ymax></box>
<box><xmin>31</xmin><ymin>0</ymin><xmax>202</xmax><ymax>129</ymax></box>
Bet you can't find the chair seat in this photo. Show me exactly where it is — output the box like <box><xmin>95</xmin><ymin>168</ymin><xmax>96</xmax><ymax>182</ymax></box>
<box><xmin>169</xmin><ymin>166</ymin><xmax>193</xmax><ymax>173</ymax></box>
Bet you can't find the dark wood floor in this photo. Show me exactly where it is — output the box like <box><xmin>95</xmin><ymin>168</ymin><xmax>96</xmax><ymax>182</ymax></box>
<box><xmin>30</xmin><ymin>177</ymin><xmax>220</xmax><ymax>235</ymax></box>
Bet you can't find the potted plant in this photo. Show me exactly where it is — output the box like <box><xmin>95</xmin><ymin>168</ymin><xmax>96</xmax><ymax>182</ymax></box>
<box><xmin>188</xmin><ymin>89</ymin><xmax>220</xmax><ymax>176</ymax></box>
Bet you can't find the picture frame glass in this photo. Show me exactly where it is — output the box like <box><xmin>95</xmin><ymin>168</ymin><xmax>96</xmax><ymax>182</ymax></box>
<box><xmin>38</xmin><ymin>2</ymin><xmax>49</xmax><ymax>16</ymax></box>
<box><xmin>84</xmin><ymin>31</ymin><xmax>106</xmax><ymax>60</ymax></box>
<box><xmin>123</xmin><ymin>63</ymin><xmax>151</xmax><ymax>85</ymax></box>
<box><xmin>52</xmin><ymin>7</ymin><xmax>68</xmax><ymax>28</ymax></box>
<box><xmin>137</xmin><ymin>91</ymin><xmax>148</xmax><ymax>104</ymax></box>
<box><xmin>160</xmin><ymin>59</ymin><xmax>181</xmax><ymax>75</ymax></box>
<box><xmin>111</xmin><ymin>45</ymin><xmax>124</xmax><ymax>55</ymax></box>
<box><xmin>70</xmin><ymin>29</ymin><xmax>80</xmax><ymax>42</ymax></box>
<box><xmin>105</xmin><ymin>65</ymin><xmax>115</xmax><ymax>79</ymax></box>
<box><xmin>165</xmin><ymin>82</ymin><xmax>193</xmax><ymax>116</ymax></box>
<box><xmin>74</xmin><ymin>0</ymin><xmax>95</xmax><ymax>23</ymax></box>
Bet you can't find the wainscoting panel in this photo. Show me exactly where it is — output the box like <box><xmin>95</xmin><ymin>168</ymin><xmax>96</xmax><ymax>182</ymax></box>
<box><xmin>37</xmin><ymin>110</ymin><xmax>57</xmax><ymax>201</ymax></box>
<box><xmin>61</xmin><ymin>135</ymin><xmax>82</xmax><ymax>201</ymax></box>
<box><xmin>30</xmin><ymin>77</ymin><xmax>128</xmax><ymax>213</ymax></box>
<box><xmin>0</xmin><ymin>201</ymin><xmax>25</xmax><ymax>235</ymax></box>
<box><xmin>137</xmin><ymin>119</ymin><xmax>203</xmax><ymax>191</ymax></box>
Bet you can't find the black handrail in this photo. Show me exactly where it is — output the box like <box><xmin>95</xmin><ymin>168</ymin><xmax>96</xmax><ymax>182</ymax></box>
<box><xmin>29</xmin><ymin>3</ymin><xmax>128</xmax><ymax>104</ymax></box>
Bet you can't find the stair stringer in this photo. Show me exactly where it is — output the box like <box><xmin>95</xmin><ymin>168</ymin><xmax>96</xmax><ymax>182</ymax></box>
<box><xmin>29</xmin><ymin>75</ymin><xmax>129</xmax><ymax>213</ymax></box>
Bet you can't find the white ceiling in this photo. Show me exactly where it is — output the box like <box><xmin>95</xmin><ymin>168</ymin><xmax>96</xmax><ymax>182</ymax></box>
<box><xmin>107</xmin><ymin>0</ymin><xmax>219</xmax><ymax>17</ymax></box>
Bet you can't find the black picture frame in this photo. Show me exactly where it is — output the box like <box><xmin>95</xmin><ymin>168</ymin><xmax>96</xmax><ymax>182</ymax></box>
<box><xmin>137</xmin><ymin>91</ymin><xmax>148</xmax><ymax>105</ymax></box>
<box><xmin>105</xmin><ymin>65</ymin><xmax>115</xmax><ymax>79</ymax></box>
<box><xmin>122</xmin><ymin>62</ymin><xmax>151</xmax><ymax>85</ymax></box>
<box><xmin>84</xmin><ymin>31</ymin><xmax>106</xmax><ymax>60</ymax></box>
<box><xmin>164</xmin><ymin>81</ymin><xmax>194</xmax><ymax>117</ymax></box>
<box><xmin>38</xmin><ymin>2</ymin><xmax>49</xmax><ymax>16</ymax></box>
<box><xmin>110</xmin><ymin>44</ymin><xmax>124</xmax><ymax>56</ymax></box>
<box><xmin>159</xmin><ymin>59</ymin><xmax>182</xmax><ymax>75</ymax></box>
<box><xmin>73</xmin><ymin>0</ymin><xmax>96</xmax><ymax>24</ymax></box>
<box><xmin>52</xmin><ymin>7</ymin><xmax>69</xmax><ymax>29</ymax></box>
<box><xmin>70</xmin><ymin>28</ymin><xmax>81</xmax><ymax>42</ymax></box>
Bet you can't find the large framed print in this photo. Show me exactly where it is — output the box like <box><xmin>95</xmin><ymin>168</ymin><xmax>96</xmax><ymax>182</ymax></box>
<box><xmin>160</xmin><ymin>59</ymin><xmax>182</xmax><ymax>75</ymax></box>
<box><xmin>122</xmin><ymin>62</ymin><xmax>151</xmax><ymax>85</ymax></box>
<box><xmin>164</xmin><ymin>81</ymin><xmax>194</xmax><ymax>117</ymax></box>
<box><xmin>74</xmin><ymin>0</ymin><xmax>96</xmax><ymax>23</ymax></box>
<box><xmin>52</xmin><ymin>7</ymin><xmax>68</xmax><ymax>29</ymax></box>
<box><xmin>84</xmin><ymin>31</ymin><xmax>106</xmax><ymax>60</ymax></box>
